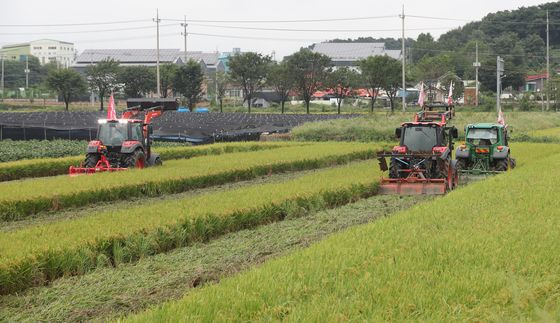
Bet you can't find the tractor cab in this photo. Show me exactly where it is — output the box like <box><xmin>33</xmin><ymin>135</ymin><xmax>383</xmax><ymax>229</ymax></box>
<box><xmin>96</xmin><ymin>119</ymin><xmax>145</xmax><ymax>149</ymax></box>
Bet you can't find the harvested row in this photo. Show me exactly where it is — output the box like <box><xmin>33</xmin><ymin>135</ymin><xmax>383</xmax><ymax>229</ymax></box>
<box><xmin>0</xmin><ymin>142</ymin><xmax>378</xmax><ymax>221</ymax></box>
<box><xmin>0</xmin><ymin>161</ymin><xmax>381</xmax><ymax>294</ymax></box>
<box><xmin>0</xmin><ymin>141</ymin><xmax>297</xmax><ymax>182</ymax></box>
<box><xmin>126</xmin><ymin>144</ymin><xmax>560</xmax><ymax>322</ymax></box>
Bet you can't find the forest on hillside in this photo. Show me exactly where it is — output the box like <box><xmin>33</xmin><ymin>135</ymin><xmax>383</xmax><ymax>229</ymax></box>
<box><xmin>326</xmin><ymin>1</ymin><xmax>560</xmax><ymax>92</ymax></box>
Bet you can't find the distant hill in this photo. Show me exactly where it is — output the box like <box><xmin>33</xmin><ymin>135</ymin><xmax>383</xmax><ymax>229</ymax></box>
<box><xmin>315</xmin><ymin>2</ymin><xmax>560</xmax><ymax>91</ymax></box>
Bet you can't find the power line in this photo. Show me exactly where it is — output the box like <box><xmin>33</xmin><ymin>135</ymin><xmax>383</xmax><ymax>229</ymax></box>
<box><xmin>0</xmin><ymin>19</ymin><xmax>150</xmax><ymax>27</ymax></box>
<box><xmin>407</xmin><ymin>15</ymin><xmax>470</xmax><ymax>22</ymax></box>
<box><xmin>186</xmin><ymin>23</ymin><xmax>455</xmax><ymax>33</ymax></box>
<box><xmin>161</xmin><ymin>15</ymin><xmax>398</xmax><ymax>24</ymax></box>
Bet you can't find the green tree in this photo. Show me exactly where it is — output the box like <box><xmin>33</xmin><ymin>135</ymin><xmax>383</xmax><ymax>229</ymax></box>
<box><xmin>267</xmin><ymin>62</ymin><xmax>294</xmax><ymax>114</ymax></box>
<box><xmin>285</xmin><ymin>49</ymin><xmax>331</xmax><ymax>114</ymax></box>
<box><xmin>2</xmin><ymin>56</ymin><xmax>46</xmax><ymax>89</ymax></box>
<box><xmin>215</xmin><ymin>71</ymin><xmax>229</xmax><ymax>113</ymax></box>
<box><xmin>358</xmin><ymin>55</ymin><xmax>390</xmax><ymax>112</ymax></box>
<box><xmin>229</xmin><ymin>52</ymin><xmax>272</xmax><ymax>113</ymax></box>
<box><xmin>325</xmin><ymin>67</ymin><xmax>357</xmax><ymax>114</ymax></box>
<box><xmin>381</xmin><ymin>57</ymin><xmax>402</xmax><ymax>113</ymax></box>
<box><xmin>118</xmin><ymin>66</ymin><xmax>156</xmax><ymax>98</ymax></box>
<box><xmin>173</xmin><ymin>60</ymin><xmax>204</xmax><ymax>111</ymax></box>
<box><xmin>85</xmin><ymin>58</ymin><xmax>121</xmax><ymax>111</ymax></box>
<box><xmin>411</xmin><ymin>33</ymin><xmax>436</xmax><ymax>63</ymax></box>
<box><xmin>45</xmin><ymin>68</ymin><xmax>87</xmax><ymax>110</ymax></box>
<box><xmin>159</xmin><ymin>63</ymin><xmax>177</xmax><ymax>98</ymax></box>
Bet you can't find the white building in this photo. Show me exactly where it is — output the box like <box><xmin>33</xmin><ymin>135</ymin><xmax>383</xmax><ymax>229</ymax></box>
<box><xmin>0</xmin><ymin>39</ymin><xmax>75</xmax><ymax>66</ymax></box>
<box><xmin>312</xmin><ymin>42</ymin><xmax>402</xmax><ymax>70</ymax></box>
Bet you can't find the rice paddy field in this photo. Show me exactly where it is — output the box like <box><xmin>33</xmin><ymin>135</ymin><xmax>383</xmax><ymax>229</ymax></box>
<box><xmin>1</xmin><ymin>112</ymin><xmax>559</xmax><ymax>321</ymax></box>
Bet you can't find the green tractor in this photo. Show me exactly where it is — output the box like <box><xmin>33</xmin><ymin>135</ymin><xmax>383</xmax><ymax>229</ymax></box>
<box><xmin>455</xmin><ymin>123</ymin><xmax>516</xmax><ymax>180</ymax></box>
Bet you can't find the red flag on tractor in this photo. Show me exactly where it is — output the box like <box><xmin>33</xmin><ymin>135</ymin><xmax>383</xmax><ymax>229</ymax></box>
<box><xmin>107</xmin><ymin>94</ymin><xmax>117</xmax><ymax>120</ymax></box>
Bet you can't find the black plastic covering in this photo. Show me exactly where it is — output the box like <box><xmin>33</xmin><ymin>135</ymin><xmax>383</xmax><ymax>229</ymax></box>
<box><xmin>0</xmin><ymin>111</ymin><xmax>360</xmax><ymax>144</ymax></box>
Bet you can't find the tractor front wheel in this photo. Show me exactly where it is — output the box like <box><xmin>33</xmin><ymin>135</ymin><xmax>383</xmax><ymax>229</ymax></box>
<box><xmin>126</xmin><ymin>150</ymin><xmax>146</xmax><ymax>169</ymax></box>
<box><xmin>84</xmin><ymin>153</ymin><xmax>100</xmax><ymax>168</ymax></box>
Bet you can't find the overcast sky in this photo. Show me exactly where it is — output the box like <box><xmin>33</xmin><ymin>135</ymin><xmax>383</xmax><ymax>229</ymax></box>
<box><xmin>0</xmin><ymin>0</ymin><xmax>552</xmax><ymax>59</ymax></box>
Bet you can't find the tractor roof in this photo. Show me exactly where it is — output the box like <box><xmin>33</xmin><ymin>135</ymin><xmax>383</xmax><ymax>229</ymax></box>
<box><xmin>466</xmin><ymin>123</ymin><xmax>505</xmax><ymax>129</ymax></box>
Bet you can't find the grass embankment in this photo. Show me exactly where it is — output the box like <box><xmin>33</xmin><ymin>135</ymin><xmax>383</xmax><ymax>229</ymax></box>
<box><xmin>0</xmin><ymin>139</ymin><xmax>191</xmax><ymax>162</ymax></box>
<box><xmin>0</xmin><ymin>194</ymin><xmax>424</xmax><ymax>322</ymax></box>
<box><xmin>0</xmin><ymin>141</ymin><xmax>296</xmax><ymax>182</ymax></box>
<box><xmin>291</xmin><ymin>111</ymin><xmax>560</xmax><ymax>142</ymax></box>
<box><xmin>0</xmin><ymin>142</ymin><xmax>377</xmax><ymax>221</ymax></box>
<box><xmin>127</xmin><ymin>143</ymin><xmax>560</xmax><ymax>322</ymax></box>
<box><xmin>0</xmin><ymin>160</ymin><xmax>382</xmax><ymax>294</ymax></box>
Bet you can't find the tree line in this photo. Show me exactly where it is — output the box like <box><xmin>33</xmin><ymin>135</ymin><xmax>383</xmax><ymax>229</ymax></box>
<box><xmin>42</xmin><ymin>59</ymin><xmax>204</xmax><ymax>111</ymax></box>
<box><xmin>40</xmin><ymin>49</ymin><xmax>405</xmax><ymax>114</ymax></box>
<box><xmin>225</xmin><ymin>48</ymin><xmax>403</xmax><ymax>114</ymax></box>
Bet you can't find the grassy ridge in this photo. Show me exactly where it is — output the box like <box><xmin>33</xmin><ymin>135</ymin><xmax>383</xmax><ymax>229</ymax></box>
<box><xmin>291</xmin><ymin>112</ymin><xmax>560</xmax><ymax>142</ymax></box>
<box><xmin>127</xmin><ymin>144</ymin><xmax>560</xmax><ymax>322</ymax></box>
<box><xmin>0</xmin><ymin>161</ymin><xmax>381</xmax><ymax>294</ymax></box>
<box><xmin>0</xmin><ymin>142</ymin><xmax>297</xmax><ymax>182</ymax></box>
<box><xmin>0</xmin><ymin>143</ymin><xmax>375</xmax><ymax>220</ymax></box>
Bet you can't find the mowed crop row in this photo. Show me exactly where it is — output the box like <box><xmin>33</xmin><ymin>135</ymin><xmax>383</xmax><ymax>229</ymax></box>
<box><xmin>126</xmin><ymin>143</ymin><xmax>560</xmax><ymax>322</ymax></box>
<box><xmin>0</xmin><ymin>141</ymin><xmax>298</xmax><ymax>182</ymax></box>
<box><xmin>0</xmin><ymin>160</ymin><xmax>382</xmax><ymax>294</ymax></box>
<box><xmin>0</xmin><ymin>142</ymin><xmax>379</xmax><ymax>221</ymax></box>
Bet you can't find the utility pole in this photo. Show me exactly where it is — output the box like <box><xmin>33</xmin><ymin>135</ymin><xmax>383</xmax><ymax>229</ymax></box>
<box><xmin>497</xmin><ymin>56</ymin><xmax>504</xmax><ymax>114</ymax></box>
<box><xmin>546</xmin><ymin>9</ymin><xmax>550</xmax><ymax>111</ymax></box>
<box><xmin>154</xmin><ymin>9</ymin><xmax>161</xmax><ymax>97</ymax></box>
<box><xmin>181</xmin><ymin>15</ymin><xmax>188</xmax><ymax>63</ymax></box>
<box><xmin>1</xmin><ymin>55</ymin><xmax>4</xmax><ymax>101</ymax></box>
<box><xmin>473</xmin><ymin>42</ymin><xmax>480</xmax><ymax>106</ymax></box>
<box><xmin>400</xmin><ymin>5</ymin><xmax>406</xmax><ymax>111</ymax></box>
<box><xmin>24</xmin><ymin>55</ymin><xmax>30</xmax><ymax>89</ymax></box>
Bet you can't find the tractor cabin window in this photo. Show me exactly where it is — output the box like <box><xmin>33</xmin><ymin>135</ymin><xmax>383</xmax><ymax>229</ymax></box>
<box><xmin>467</xmin><ymin>128</ymin><xmax>498</xmax><ymax>146</ymax></box>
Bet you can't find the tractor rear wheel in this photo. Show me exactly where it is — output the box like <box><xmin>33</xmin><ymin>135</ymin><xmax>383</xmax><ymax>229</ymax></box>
<box><xmin>496</xmin><ymin>158</ymin><xmax>511</xmax><ymax>172</ymax></box>
<box><xmin>84</xmin><ymin>153</ymin><xmax>99</xmax><ymax>168</ymax></box>
<box><xmin>436</xmin><ymin>158</ymin><xmax>450</xmax><ymax>179</ymax></box>
<box><xmin>125</xmin><ymin>150</ymin><xmax>146</xmax><ymax>169</ymax></box>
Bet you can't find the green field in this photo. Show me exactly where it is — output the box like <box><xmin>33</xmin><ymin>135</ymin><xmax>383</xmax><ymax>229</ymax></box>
<box><xmin>0</xmin><ymin>141</ymin><xmax>297</xmax><ymax>181</ymax></box>
<box><xmin>126</xmin><ymin>143</ymin><xmax>560</xmax><ymax>322</ymax></box>
<box><xmin>0</xmin><ymin>125</ymin><xmax>558</xmax><ymax>321</ymax></box>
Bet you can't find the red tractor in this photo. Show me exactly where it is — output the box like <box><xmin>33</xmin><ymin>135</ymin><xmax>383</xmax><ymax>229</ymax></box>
<box><xmin>376</xmin><ymin>109</ymin><xmax>459</xmax><ymax>195</ymax></box>
<box><xmin>69</xmin><ymin>107</ymin><xmax>163</xmax><ymax>175</ymax></box>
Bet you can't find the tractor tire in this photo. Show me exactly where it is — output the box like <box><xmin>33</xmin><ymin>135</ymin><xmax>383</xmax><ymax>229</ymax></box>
<box><xmin>84</xmin><ymin>153</ymin><xmax>100</xmax><ymax>168</ymax></box>
<box><xmin>125</xmin><ymin>150</ymin><xmax>146</xmax><ymax>169</ymax></box>
<box><xmin>456</xmin><ymin>158</ymin><xmax>468</xmax><ymax>172</ymax></box>
<box><xmin>154</xmin><ymin>156</ymin><xmax>162</xmax><ymax>166</ymax></box>
<box><xmin>509</xmin><ymin>157</ymin><xmax>517</xmax><ymax>169</ymax></box>
<box><xmin>389</xmin><ymin>158</ymin><xmax>401</xmax><ymax>178</ymax></box>
<box><xmin>436</xmin><ymin>158</ymin><xmax>451</xmax><ymax>179</ymax></box>
<box><xmin>496</xmin><ymin>158</ymin><xmax>513</xmax><ymax>172</ymax></box>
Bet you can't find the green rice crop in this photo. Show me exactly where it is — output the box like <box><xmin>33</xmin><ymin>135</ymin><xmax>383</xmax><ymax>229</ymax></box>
<box><xmin>126</xmin><ymin>143</ymin><xmax>560</xmax><ymax>322</ymax></box>
<box><xmin>0</xmin><ymin>160</ymin><xmax>381</xmax><ymax>294</ymax></box>
<box><xmin>0</xmin><ymin>142</ymin><xmax>381</xmax><ymax>221</ymax></box>
<box><xmin>291</xmin><ymin>112</ymin><xmax>560</xmax><ymax>142</ymax></box>
<box><xmin>0</xmin><ymin>142</ymin><xmax>298</xmax><ymax>182</ymax></box>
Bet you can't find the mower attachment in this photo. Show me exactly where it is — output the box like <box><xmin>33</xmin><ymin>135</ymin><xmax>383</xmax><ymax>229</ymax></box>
<box><xmin>378</xmin><ymin>170</ymin><xmax>447</xmax><ymax>195</ymax></box>
<box><xmin>376</xmin><ymin>151</ymin><xmax>450</xmax><ymax>196</ymax></box>
<box><xmin>68</xmin><ymin>155</ymin><xmax>128</xmax><ymax>176</ymax></box>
